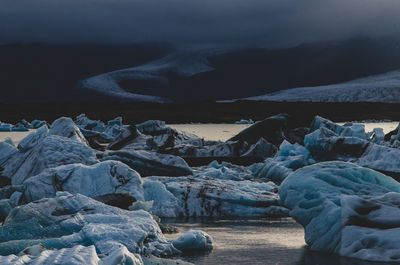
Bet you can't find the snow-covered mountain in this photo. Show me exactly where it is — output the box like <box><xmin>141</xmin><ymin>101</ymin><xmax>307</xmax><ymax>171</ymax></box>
<box><xmin>233</xmin><ymin>70</ymin><xmax>400</xmax><ymax>103</ymax></box>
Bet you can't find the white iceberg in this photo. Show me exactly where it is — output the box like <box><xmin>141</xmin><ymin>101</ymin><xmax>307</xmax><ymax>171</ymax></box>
<box><xmin>144</xmin><ymin>175</ymin><xmax>285</xmax><ymax>217</ymax></box>
<box><xmin>172</xmin><ymin>230</ymin><xmax>213</xmax><ymax>252</ymax></box>
<box><xmin>2</xmin><ymin>135</ymin><xmax>98</xmax><ymax>185</ymax></box>
<box><xmin>279</xmin><ymin>161</ymin><xmax>400</xmax><ymax>261</ymax></box>
<box><xmin>101</xmin><ymin>150</ymin><xmax>192</xmax><ymax>177</ymax></box>
<box><xmin>49</xmin><ymin>117</ymin><xmax>89</xmax><ymax>146</ymax></box>
<box><xmin>0</xmin><ymin>192</ymin><xmax>178</xmax><ymax>257</ymax></box>
<box><xmin>23</xmin><ymin>161</ymin><xmax>144</xmax><ymax>203</ymax></box>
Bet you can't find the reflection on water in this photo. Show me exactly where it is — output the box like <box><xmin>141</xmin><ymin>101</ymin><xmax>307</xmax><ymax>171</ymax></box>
<box><xmin>164</xmin><ymin>218</ymin><xmax>393</xmax><ymax>265</ymax></box>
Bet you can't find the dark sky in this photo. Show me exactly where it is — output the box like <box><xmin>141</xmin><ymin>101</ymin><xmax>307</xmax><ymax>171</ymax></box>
<box><xmin>1</xmin><ymin>0</ymin><xmax>400</xmax><ymax>47</ymax></box>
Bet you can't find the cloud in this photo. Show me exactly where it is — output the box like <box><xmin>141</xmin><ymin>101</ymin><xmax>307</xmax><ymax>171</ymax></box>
<box><xmin>1</xmin><ymin>0</ymin><xmax>400</xmax><ymax>47</ymax></box>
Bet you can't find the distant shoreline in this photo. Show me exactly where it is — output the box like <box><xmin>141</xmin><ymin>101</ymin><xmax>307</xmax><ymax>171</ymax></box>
<box><xmin>0</xmin><ymin>101</ymin><xmax>399</xmax><ymax>126</ymax></box>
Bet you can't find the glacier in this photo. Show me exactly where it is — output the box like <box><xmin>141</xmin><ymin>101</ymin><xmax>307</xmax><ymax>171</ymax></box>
<box><xmin>232</xmin><ymin>70</ymin><xmax>400</xmax><ymax>103</ymax></box>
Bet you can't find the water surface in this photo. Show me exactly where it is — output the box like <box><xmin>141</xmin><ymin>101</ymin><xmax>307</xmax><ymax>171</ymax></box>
<box><xmin>165</xmin><ymin>218</ymin><xmax>394</xmax><ymax>265</ymax></box>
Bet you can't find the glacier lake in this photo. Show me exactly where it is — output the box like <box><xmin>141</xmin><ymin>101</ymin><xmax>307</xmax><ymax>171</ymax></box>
<box><xmin>1</xmin><ymin>121</ymin><xmax>399</xmax><ymax>264</ymax></box>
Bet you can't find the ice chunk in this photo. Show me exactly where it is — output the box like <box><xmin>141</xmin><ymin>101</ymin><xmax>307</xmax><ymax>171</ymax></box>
<box><xmin>172</xmin><ymin>230</ymin><xmax>213</xmax><ymax>252</ymax></box>
<box><xmin>100</xmin><ymin>150</ymin><xmax>192</xmax><ymax>177</ymax></box>
<box><xmin>0</xmin><ymin>141</ymin><xmax>17</xmax><ymax>165</ymax></box>
<box><xmin>75</xmin><ymin>114</ymin><xmax>106</xmax><ymax>132</ymax></box>
<box><xmin>17</xmin><ymin>125</ymin><xmax>49</xmax><ymax>151</ymax></box>
<box><xmin>370</xmin><ymin>128</ymin><xmax>385</xmax><ymax>143</ymax></box>
<box><xmin>23</xmin><ymin>161</ymin><xmax>144</xmax><ymax>203</ymax></box>
<box><xmin>145</xmin><ymin>175</ymin><xmax>286</xmax><ymax>217</ymax></box>
<box><xmin>0</xmin><ymin>192</ymin><xmax>178</xmax><ymax>256</ymax></box>
<box><xmin>49</xmin><ymin>117</ymin><xmax>89</xmax><ymax>145</ymax></box>
<box><xmin>2</xmin><ymin>135</ymin><xmax>98</xmax><ymax>185</ymax></box>
<box><xmin>136</xmin><ymin>120</ymin><xmax>168</xmax><ymax>135</ymax></box>
<box><xmin>235</xmin><ymin>119</ymin><xmax>254</xmax><ymax>124</ymax></box>
<box><xmin>228</xmin><ymin>113</ymin><xmax>288</xmax><ymax>146</ymax></box>
<box><xmin>29</xmin><ymin>120</ymin><xmax>47</xmax><ymax>129</ymax></box>
<box><xmin>310</xmin><ymin>116</ymin><xmax>344</xmax><ymax>134</ymax></box>
<box><xmin>100</xmin><ymin>245</ymin><xmax>143</xmax><ymax>265</ymax></box>
<box><xmin>279</xmin><ymin>161</ymin><xmax>400</xmax><ymax>261</ymax></box>
<box><xmin>107</xmin><ymin>117</ymin><xmax>123</xmax><ymax>127</ymax></box>
<box><xmin>241</xmin><ymin>138</ymin><xmax>277</xmax><ymax>159</ymax></box>
<box><xmin>0</xmin><ymin>245</ymin><xmax>100</xmax><ymax>265</ymax></box>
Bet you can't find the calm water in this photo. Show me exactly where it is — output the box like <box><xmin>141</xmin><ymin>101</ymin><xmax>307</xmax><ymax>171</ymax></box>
<box><xmin>169</xmin><ymin>124</ymin><xmax>251</xmax><ymax>141</ymax></box>
<box><xmin>0</xmin><ymin>130</ymin><xmax>33</xmax><ymax>144</ymax></box>
<box><xmin>165</xmin><ymin>218</ymin><xmax>389</xmax><ymax>265</ymax></box>
<box><xmin>170</xmin><ymin>122</ymin><xmax>398</xmax><ymax>141</ymax></box>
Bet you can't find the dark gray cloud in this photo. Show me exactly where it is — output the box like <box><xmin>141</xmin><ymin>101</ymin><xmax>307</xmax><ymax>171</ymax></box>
<box><xmin>1</xmin><ymin>0</ymin><xmax>400</xmax><ymax>47</ymax></box>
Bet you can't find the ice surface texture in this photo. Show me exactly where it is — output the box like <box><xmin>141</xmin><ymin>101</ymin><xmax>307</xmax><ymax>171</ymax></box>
<box><xmin>280</xmin><ymin>161</ymin><xmax>400</xmax><ymax>261</ymax></box>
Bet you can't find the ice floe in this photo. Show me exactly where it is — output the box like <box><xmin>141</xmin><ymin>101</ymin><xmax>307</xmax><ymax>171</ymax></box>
<box><xmin>280</xmin><ymin>161</ymin><xmax>400</xmax><ymax>262</ymax></box>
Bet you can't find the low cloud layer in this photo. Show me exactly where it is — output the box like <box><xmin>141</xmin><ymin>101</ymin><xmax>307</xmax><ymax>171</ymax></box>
<box><xmin>1</xmin><ymin>0</ymin><xmax>400</xmax><ymax>47</ymax></box>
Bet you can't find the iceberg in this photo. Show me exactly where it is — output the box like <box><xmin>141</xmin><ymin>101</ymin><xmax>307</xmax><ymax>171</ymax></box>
<box><xmin>0</xmin><ymin>192</ymin><xmax>178</xmax><ymax>257</ymax></box>
<box><xmin>279</xmin><ymin>161</ymin><xmax>400</xmax><ymax>261</ymax></box>
<box><xmin>228</xmin><ymin>113</ymin><xmax>289</xmax><ymax>146</ymax></box>
<box><xmin>49</xmin><ymin>117</ymin><xmax>89</xmax><ymax>146</ymax></box>
<box><xmin>144</xmin><ymin>175</ymin><xmax>286</xmax><ymax>217</ymax></box>
<box><xmin>100</xmin><ymin>150</ymin><xmax>192</xmax><ymax>177</ymax></box>
<box><xmin>172</xmin><ymin>230</ymin><xmax>213</xmax><ymax>252</ymax></box>
<box><xmin>2</xmin><ymin>135</ymin><xmax>98</xmax><ymax>185</ymax></box>
<box><xmin>23</xmin><ymin>161</ymin><xmax>144</xmax><ymax>203</ymax></box>
<box><xmin>0</xmin><ymin>245</ymin><xmax>100</xmax><ymax>265</ymax></box>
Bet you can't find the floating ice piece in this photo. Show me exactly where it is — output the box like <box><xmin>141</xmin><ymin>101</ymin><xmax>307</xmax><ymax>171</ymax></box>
<box><xmin>172</xmin><ymin>230</ymin><xmax>213</xmax><ymax>252</ymax></box>
<box><xmin>145</xmin><ymin>176</ymin><xmax>286</xmax><ymax>217</ymax></box>
<box><xmin>107</xmin><ymin>117</ymin><xmax>123</xmax><ymax>127</ymax></box>
<box><xmin>11</xmin><ymin>124</ymin><xmax>29</xmax><ymax>132</ymax></box>
<box><xmin>0</xmin><ymin>142</ymin><xmax>17</xmax><ymax>165</ymax></box>
<box><xmin>0</xmin><ymin>122</ymin><xmax>12</xmax><ymax>132</ymax></box>
<box><xmin>101</xmin><ymin>150</ymin><xmax>192</xmax><ymax>177</ymax></box>
<box><xmin>136</xmin><ymin>120</ymin><xmax>169</xmax><ymax>135</ymax></box>
<box><xmin>0</xmin><ymin>245</ymin><xmax>100</xmax><ymax>265</ymax></box>
<box><xmin>29</xmin><ymin>120</ymin><xmax>47</xmax><ymax>129</ymax></box>
<box><xmin>17</xmin><ymin>125</ymin><xmax>49</xmax><ymax>151</ymax></box>
<box><xmin>2</xmin><ymin>135</ymin><xmax>98</xmax><ymax>185</ymax></box>
<box><xmin>49</xmin><ymin>117</ymin><xmax>89</xmax><ymax>145</ymax></box>
<box><xmin>357</xmin><ymin>143</ymin><xmax>400</xmax><ymax>175</ymax></box>
<box><xmin>193</xmin><ymin>161</ymin><xmax>253</xmax><ymax>181</ymax></box>
<box><xmin>75</xmin><ymin>114</ymin><xmax>106</xmax><ymax>132</ymax></box>
<box><xmin>108</xmin><ymin>125</ymin><xmax>151</xmax><ymax>151</ymax></box>
<box><xmin>165</xmin><ymin>140</ymin><xmax>249</xmax><ymax>159</ymax></box>
<box><xmin>99</xmin><ymin>245</ymin><xmax>143</xmax><ymax>265</ymax></box>
<box><xmin>310</xmin><ymin>116</ymin><xmax>345</xmax><ymax>134</ymax></box>
<box><xmin>248</xmin><ymin>140</ymin><xmax>315</xmax><ymax>184</ymax></box>
<box><xmin>229</xmin><ymin>113</ymin><xmax>288</xmax><ymax>146</ymax></box>
<box><xmin>235</xmin><ymin>119</ymin><xmax>254</xmax><ymax>124</ymax></box>
<box><xmin>0</xmin><ymin>192</ymin><xmax>178</xmax><ymax>256</ymax></box>
<box><xmin>279</xmin><ymin>161</ymin><xmax>400</xmax><ymax>261</ymax></box>
<box><xmin>23</xmin><ymin>161</ymin><xmax>144</xmax><ymax>203</ymax></box>
<box><xmin>304</xmin><ymin>128</ymin><xmax>369</xmax><ymax>162</ymax></box>
<box><xmin>370</xmin><ymin>128</ymin><xmax>385</xmax><ymax>143</ymax></box>
<box><xmin>240</xmin><ymin>138</ymin><xmax>277</xmax><ymax>159</ymax></box>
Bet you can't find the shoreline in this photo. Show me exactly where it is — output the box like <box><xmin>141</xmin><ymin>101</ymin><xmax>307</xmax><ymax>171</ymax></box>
<box><xmin>1</xmin><ymin>101</ymin><xmax>400</xmax><ymax>125</ymax></box>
